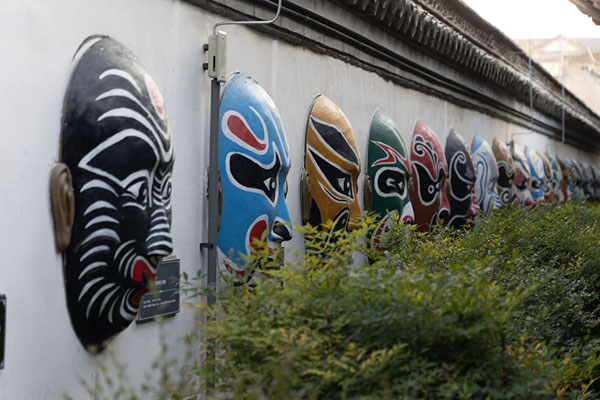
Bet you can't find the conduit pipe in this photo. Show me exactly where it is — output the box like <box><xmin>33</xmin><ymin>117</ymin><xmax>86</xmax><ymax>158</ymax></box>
<box><xmin>201</xmin><ymin>0</ymin><xmax>283</xmax><ymax>391</ymax></box>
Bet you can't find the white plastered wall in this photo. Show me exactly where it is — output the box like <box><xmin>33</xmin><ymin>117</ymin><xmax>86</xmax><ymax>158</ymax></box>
<box><xmin>0</xmin><ymin>0</ymin><xmax>596</xmax><ymax>398</ymax></box>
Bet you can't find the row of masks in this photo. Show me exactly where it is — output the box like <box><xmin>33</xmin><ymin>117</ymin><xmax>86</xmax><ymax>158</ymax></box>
<box><xmin>51</xmin><ymin>36</ymin><xmax>600</xmax><ymax>351</ymax></box>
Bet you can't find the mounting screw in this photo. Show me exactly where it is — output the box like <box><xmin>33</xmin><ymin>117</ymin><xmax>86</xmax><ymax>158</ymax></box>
<box><xmin>203</xmin><ymin>63</ymin><xmax>209</xmax><ymax>71</ymax></box>
<box><xmin>203</xmin><ymin>43</ymin><xmax>209</xmax><ymax>51</ymax></box>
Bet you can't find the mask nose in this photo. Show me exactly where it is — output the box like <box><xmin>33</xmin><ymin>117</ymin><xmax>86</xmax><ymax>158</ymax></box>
<box><xmin>438</xmin><ymin>182</ymin><xmax>450</xmax><ymax>224</ymax></box>
<box><xmin>269</xmin><ymin>217</ymin><xmax>292</xmax><ymax>243</ymax></box>
<box><xmin>493</xmin><ymin>192</ymin><xmax>501</xmax><ymax>210</ymax></box>
<box><xmin>437</xmin><ymin>208</ymin><xmax>450</xmax><ymax>225</ymax></box>
<box><xmin>144</xmin><ymin>206</ymin><xmax>174</xmax><ymax>257</ymax></box>
<box><xmin>400</xmin><ymin>202</ymin><xmax>414</xmax><ymax>224</ymax></box>
<box><xmin>469</xmin><ymin>192</ymin><xmax>480</xmax><ymax>216</ymax></box>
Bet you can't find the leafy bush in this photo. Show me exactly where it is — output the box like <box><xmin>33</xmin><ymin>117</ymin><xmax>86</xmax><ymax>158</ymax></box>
<box><xmin>181</xmin><ymin>202</ymin><xmax>600</xmax><ymax>399</ymax></box>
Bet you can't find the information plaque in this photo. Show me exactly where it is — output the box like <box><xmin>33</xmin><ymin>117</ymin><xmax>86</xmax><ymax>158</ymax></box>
<box><xmin>0</xmin><ymin>295</ymin><xmax>5</xmax><ymax>369</ymax></box>
<box><xmin>136</xmin><ymin>259</ymin><xmax>180</xmax><ymax>322</ymax></box>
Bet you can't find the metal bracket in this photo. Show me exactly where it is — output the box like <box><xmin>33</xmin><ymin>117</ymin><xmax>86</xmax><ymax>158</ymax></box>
<box><xmin>205</xmin><ymin>31</ymin><xmax>227</xmax><ymax>82</ymax></box>
<box><xmin>200</xmin><ymin>242</ymin><xmax>214</xmax><ymax>250</ymax></box>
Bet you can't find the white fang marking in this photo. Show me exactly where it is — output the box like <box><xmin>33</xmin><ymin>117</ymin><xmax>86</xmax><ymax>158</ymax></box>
<box><xmin>84</xmin><ymin>201</ymin><xmax>117</xmax><ymax>216</ymax></box>
<box><xmin>86</xmin><ymin>283</ymin><xmax>115</xmax><ymax>319</ymax></box>
<box><xmin>146</xmin><ymin>240</ymin><xmax>173</xmax><ymax>249</ymax></box>
<box><xmin>81</xmin><ymin>229</ymin><xmax>120</xmax><ymax>246</ymax></box>
<box><xmin>151</xmin><ymin>209</ymin><xmax>164</xmax><ymax>217</ymax></box>
<box><xmin>78</xmin><ymin>277</ymin><xmax>104</xmax><ymax>302</ymax></box>
<box><xmin>150</xmin><ymin>215</ymin><xmax>168</xmax><ymax>224</ymax></box>
<box><xmin>146</xmin><ymin>231</ymin><xmax>170</xmax><ymax>240</ymax></box>
<box><xmin>78</xmin><ymin>129</ymin><xmax>158</xmax><ymax>188</ymax></box>
<box><xmin>114</xmin><ymin>240</ymin><xmax>135</xmax><ymax>261</ymax></box>
<box><xmin>97</xmin><ymin>109</ymin><xmax>172</xmax><ymax>162</ymax></box>
<box><xmin>95</xmin><ymin>88</ymin><xmax>169</xmax><ymax>141</ymax></box>
<box><xmin>150</xmin><ymin>223</ymin><xmax>169</xmax><ymax>232</ymax></box>
<box><xmin>73</xmin><ymin>37</ymin><xmax>103</xmax><ymax>66</ymax></box>
<box><xmin>80</xmin><ymin>245</ymin><xmax>110</xmax><ymax>262</ymax></box>
<box><xmin>99</xmin><ymin>69</ymin><xmax>142</xmax><ymax>93</ymax></box>
<box><xmin>84</xmin><ymin>215</ymin><xmax>119</xmax><ymax>229</ymax></box>
<box><xmin>107</xmin><ymin>296</ymin><xmax>118</xmax><ymax>324</ymax></box>
<box><xmin>78</xmin><ymin>261</ymin><xmax>107</xmax><ymax>280</ymax></box>
<box><xmin>99</xmin><ymin>286</ymin><xmax>120</xmax><ymax>317</ymax></box>
<box><xmin>119</xmin><ymin>290</ymin><xmax>137</xmax><ymax>321</ymax></box>
<box><xmin>80</xmin><ymin>180</ymin><xmax>117</xmax><ymax>196</ymax></box>
<box><xmin>119</xmin><ymin>249</ymin><xmax>135</xmax><ymax>274</ymax></box>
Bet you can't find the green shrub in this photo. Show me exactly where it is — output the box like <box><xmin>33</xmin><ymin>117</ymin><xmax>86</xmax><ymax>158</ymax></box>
<box><xmin>181</xmin><ymin>202</ymin><xmax>600</xmax><ymax>399</ymax></box>
<box><xmin>76</xmin><ymin>202</ymin><xmax>600</xmax><ymax>399</ymax></box>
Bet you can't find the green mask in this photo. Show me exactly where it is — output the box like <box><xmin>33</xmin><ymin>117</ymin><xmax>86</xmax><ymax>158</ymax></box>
<box><xmin>365</xmin><ymin>111</ymin><xmax>413</xmax><ymax>247</ymax></box>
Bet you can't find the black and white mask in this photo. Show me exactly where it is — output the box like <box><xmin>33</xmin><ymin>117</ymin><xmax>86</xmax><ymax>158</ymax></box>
<box><xmin>59</xmin><ymin>36</ymin><xmax>174</xmax><ymax>350</ymax></box>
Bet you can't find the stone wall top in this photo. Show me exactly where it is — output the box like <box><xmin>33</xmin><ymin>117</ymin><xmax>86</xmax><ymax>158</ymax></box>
<box><xmin>184</xmin><ymin>0</ymin><xmax>600</xmax><ymax>151</ymax></box>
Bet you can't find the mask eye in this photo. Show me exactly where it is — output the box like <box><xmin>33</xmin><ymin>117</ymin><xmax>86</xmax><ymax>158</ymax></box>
<box><xmin>228</xmin><ymin>152</ymin><xmax>281</xmax><ymax>203</ymax></box>
<box><xmin>161</xmin><ymin>179</ymin><xmax>173</xmax><ymax>209</ymax></box>
<box><xmin>264</xmin><ymin>177</ymin><xmax>276</xmax><ymax>192</ymax></box>
<box><xmin>309</xmin><ymin>148</ymin><xmax>354</xmax><ymax>200</ymax></box>
<box><xmin>375</xmin><ymin>168</ymin><xmax>408</xmax><ymax>200</ymax></box>
<box><xmin>413</xmin><ymin>162</ymin><xmax>439</xmax><ymax>205</ymax></box>
<box><xmin>337</xmin><ymin>177</ymin><xmax>351</xmax><ymax>196</ymax></box>
<box><xmin>123</xmin><ymin>180</ymin><xmax>148</xmax><ymax>209</ymax></box>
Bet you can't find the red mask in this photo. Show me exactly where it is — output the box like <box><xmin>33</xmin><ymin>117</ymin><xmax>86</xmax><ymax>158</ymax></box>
<box><xmin>409</xmin><ymin>121</ymin><xmax>449</xmax><ymax>232</ymax></box>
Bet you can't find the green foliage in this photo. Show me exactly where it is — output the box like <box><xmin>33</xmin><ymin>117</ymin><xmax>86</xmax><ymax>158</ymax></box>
<box><xmin>182</xmin><ymin>202</ymin><xmax>600</xmax><ymax>399</ymax></box>
<box><xmin>75</xmin><ymin>202</ymin><xmax>600</xmax><ymax>399</ymax></box>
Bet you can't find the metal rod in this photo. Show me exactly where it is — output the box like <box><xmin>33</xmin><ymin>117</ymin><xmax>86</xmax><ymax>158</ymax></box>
<box><xmin>561</xmin><ymin>39</ymin><xmax>566</xmax><ymax>144</ymax></box>
<box><xmin>214</xmin><ymin>0</ymin><xmax>283</xmax><ymax>34</ymax></box>
<box><xmin>206</xmin><ymin>77</ymin><xmax>221</xmax><ymax>391</ymax></box>
<box><xmin>207</xmin><ymin>78</ymin><xmax>219</xmax><ymax>316</ymax></box>
<box><xmin>528</xmin><ymin>39</ymin><xmax>534</xmax><ymax>130</ymax></box>
<box><xmin>205</xmin><ymin>2</ymin><xmax>284</xmax><ymax>392</ymax></box>
<box><xmin>511</xmin><ymin>40</ymin><xmax>536</xmax><ymax>150</ymax></box>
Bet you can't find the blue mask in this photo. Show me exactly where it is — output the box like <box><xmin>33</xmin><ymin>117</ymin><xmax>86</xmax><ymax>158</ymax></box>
<box><xmin>525</xmin><ymin>147</ymin><xmax>544</xmax><ymax>203</ymax></box>
<box><xmin>218</xmin><ymin>74</ymin><xmax>292</xmax><ymax>284</ymax></box>
<box><xmin>472</xmin><ymin>135</ymin><xmax>500</xmax><ymax>214</ymax></box>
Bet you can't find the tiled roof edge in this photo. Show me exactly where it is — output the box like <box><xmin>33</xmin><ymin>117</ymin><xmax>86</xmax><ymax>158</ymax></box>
<box><xmin>336</xmin><ymin>0</ymin><xmax>600</xmax><ymax>142</ymax></box>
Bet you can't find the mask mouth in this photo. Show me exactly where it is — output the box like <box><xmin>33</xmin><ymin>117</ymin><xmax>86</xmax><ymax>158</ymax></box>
<box><xmin>332</xmin><ymin>209</ymin><xmax>351</xmax><ymax>231</ymax></box>
<box><xmin>130</xmin><ymin>256</ymin><xmax>161</xmax><ymax>307</ymax></box>
<box><xmin>270</xmin><ymin>218</ymin><xmax>293</xmax><ymax>242</ymax></box>
<box><xmin>371</xmin><ymin>212</ymin><xmax>398</xmax><ymax>250</ymax></box>
<box><xmin>132</xmin><ymin>256</ymin><xmax>158</xmax><ymax>283</ymax></box>
<box><xmin>437</xmin><ymin>208</ymin><xmax>450</xmax><ymax>224</ymax></box>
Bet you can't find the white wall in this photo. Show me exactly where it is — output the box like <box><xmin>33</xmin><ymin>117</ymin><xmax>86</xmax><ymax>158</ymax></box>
<box><xmin>0</xmin><ymin>0</ymin><xmax>595</xmax><ymax>398</ymax></box>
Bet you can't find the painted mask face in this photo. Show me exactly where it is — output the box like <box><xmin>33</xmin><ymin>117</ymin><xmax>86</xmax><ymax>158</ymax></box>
<box><xmin>587</xmin><ymin>165</ymin><xmax>596</xmax><ymax>200</ymax></box>
<box><xmin>593</xmin><ymin>166</ymin><xmax>600</xmax><ymax>201</ymax></box>
<box><xmin>445</xmin><ymin>130</ymin><xmax>477</xmax><ymax>229</ymax></box>
<box><xmin>525</xmin><ymin>147</ymin><xmax>545</xmax><ymax>204</ymax></box>
<box><xmin>588</xmin><ymin>166</ymin><xmax>595</xmax><ymax>200</ymax></box>
<box><xmin>304</xmin><ymin>95</ymin><xmax>361</xmax><ymax>233</ymax></box>
<box><xmin>540</xmin><ymin>153</ymin><xmax>554</xmax><ymax>203</ymax></box>
<box><xmin>218</xmin><ymin>74</ymin><xmax>292</xmax><ymax>283</ymax></box>
<box><xmin>58</xmin><ymin>36</ymin><xmax>174</xmax><ymax>350</ymax></box>
<box><xmin>472</xmin><ymin>136</ymin><xmax>500</xmax><ymax>214</ymax></box>
<box><xmin>559</xmin><ymin>157</ymin><xmax>576</xmax><ymax>200</ymax></box>
<box><xmin>570</xmin><ymin>159</ymin><xmax>584</xmax><ymax>199</ymax></box>
<box><xmin>512</xmin><ymin>147</ymin><xmax>534</xmax><ymax>206</ymax></box>
<box><xmin>366</xmin><ymin>111</ymin><xmax>413</xmax><ymax>248</ymax></box>
<box><xmin>546</xmin><ymin>154</ymin><xmax>565</xmax><ymax>203</ymax></box>
<box><xmin>409</xmin><ymin>121</ymin><xmax>449</xmax><ymax>232</ymax></box>
<box><xmin>492</xmin><ymin>138</ymin><xmax>516</xmax><ymax>206</ymax></box>
<box><xmin>580</xmin><ymin>162</ymin><xmax>594</xmax><ymax>199</ymax></box>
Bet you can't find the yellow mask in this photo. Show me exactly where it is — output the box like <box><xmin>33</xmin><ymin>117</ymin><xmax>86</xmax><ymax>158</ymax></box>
<box><xmin>302</xmin><ymin>95</ymin><xmax>361</xmax><ymax>231</ymax></box>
